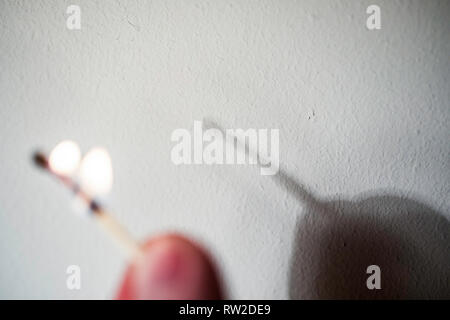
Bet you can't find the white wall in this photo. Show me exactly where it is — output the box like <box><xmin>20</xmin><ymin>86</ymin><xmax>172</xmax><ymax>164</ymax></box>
<box><xmin>0</xmin><ymin>0</ymin><xmax>448</xmax><ymax>299</ymax></box>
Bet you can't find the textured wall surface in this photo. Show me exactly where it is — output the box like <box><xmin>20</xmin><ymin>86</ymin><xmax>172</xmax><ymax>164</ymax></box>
<box><xmin>0</xmin><ymin>0</ymin><xmax>449</xmax><ymax>299</ymax></box>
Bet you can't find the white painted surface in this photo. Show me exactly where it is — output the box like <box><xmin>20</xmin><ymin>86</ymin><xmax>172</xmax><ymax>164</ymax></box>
<box><xmin>0</xmin><ymin>0</ymin><xmax>448</xmax><ymax>299</ymax></box>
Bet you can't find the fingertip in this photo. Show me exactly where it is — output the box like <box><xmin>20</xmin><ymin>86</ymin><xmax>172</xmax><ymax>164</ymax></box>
<box><xmin>117</xmin><ymin>234</ymin><xmax>222</xmax><ymax>300</ymax></box>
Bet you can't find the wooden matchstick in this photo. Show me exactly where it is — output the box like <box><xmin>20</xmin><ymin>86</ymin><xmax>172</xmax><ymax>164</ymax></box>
<box><xmin>33</xmin><ymin>151</ymin><xmax>144</xmax><ymax>259</ymax></box>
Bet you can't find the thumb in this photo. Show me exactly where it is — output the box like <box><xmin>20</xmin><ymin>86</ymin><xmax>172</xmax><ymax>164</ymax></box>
<box><xmin>116</xmin><ymin>234</ymin><xmax>223</xmax><ymax>299</ymax></box>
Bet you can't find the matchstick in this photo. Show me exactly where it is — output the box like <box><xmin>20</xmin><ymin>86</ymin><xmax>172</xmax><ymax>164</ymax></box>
<box><xmin>33</xmin><ymin>152</ymin><xmax>144</xmax><ymax>260</ymax></box>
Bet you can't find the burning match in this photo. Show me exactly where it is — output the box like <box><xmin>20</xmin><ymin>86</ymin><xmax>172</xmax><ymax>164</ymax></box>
<box><xmin>32</xmin><ymin>141</ymin><xmax>143</xmax><ymax>260</ymax></box>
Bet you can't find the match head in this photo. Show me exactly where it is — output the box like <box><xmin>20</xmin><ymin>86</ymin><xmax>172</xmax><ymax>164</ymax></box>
<box><xmin>32</xmin><ymin>151</ymin><xmax>49</xmax><ymax>169</ymax></box>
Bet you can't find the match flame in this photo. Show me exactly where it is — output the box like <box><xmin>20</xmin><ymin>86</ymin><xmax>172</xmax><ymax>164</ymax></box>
<box><xmin>48</xmin><ymin>140</ymin><xmax>81</xmax><ymax>176</ymax></box>
<box><xmin>79</xmin><ymin>147</ymin><xmax>113</xmax><ymax>196</ymax></box>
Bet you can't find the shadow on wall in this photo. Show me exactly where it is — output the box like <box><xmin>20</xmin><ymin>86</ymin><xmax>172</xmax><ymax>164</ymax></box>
<box><xmin>204</xmin><ymin>120</ymin><xmax>449</xmax><ymax>298</ymax></box>
<box><xmin>274</xmin><ymin>171</ymin><xmax>450</xmax><ymax>299</ymax></box>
